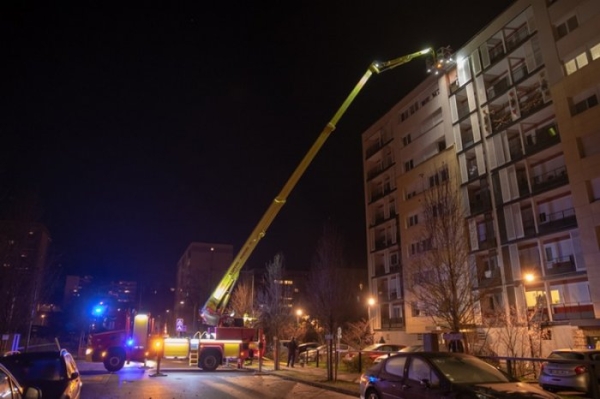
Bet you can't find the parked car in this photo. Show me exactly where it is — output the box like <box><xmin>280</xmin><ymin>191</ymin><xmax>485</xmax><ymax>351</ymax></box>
<box><xmin>299</xmin><ymin>343</ymin><xmax>355</xmax><ymax>363</ymax></box>
<box><xmin>360</xmin><ymin>351</ymin><xmax>560</xmax><ymax>399</ymax></box>
<box><xmin>372</xmin><ymin>344</ymin><xmax>424</xmax><ymax>364</ymax></box>
<box><xmin>0</xmin><ymin>362</ymin><xmax>41</xmax><ymax>399</ymax></box>
<box><xmin>297</xmin><ymin>342</ymin><xmax>319</xmax><ymax>356</ymax></box>
<box><xmin>351</xmin><ymin>343</ymin><xmax>406</xmax><ymax>361</ymax></box>
<box><xmin>0</xmin><ymin>349</ymin><xmax>82</xmax><ymax>399</ymax></box>
<box><xmin>538</xmin><ymin>348</ymin><xmax>600</xmax><ymax>395</ymax></box>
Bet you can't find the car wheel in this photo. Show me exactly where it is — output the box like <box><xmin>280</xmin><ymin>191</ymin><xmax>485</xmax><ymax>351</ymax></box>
<box><xmin>199</xmin><ymin>351</ymin><xmax>221</xmax><ymax>371</ymax></box>
<box><xmin>365</xmin><ymin>388</ymin><xmax>380</xmax><ymax>399</ymax></box>
<box><xmin>103</xmin><ymin>349</ymin><xmax>126</xmax><ymax>372</ymax></box>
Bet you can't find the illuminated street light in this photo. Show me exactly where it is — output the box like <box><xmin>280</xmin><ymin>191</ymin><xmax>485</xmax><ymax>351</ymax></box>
<box><xmin>367</xmin><ymin>297</ymin><xmax>376</xmax><ymax>334</ymax></box>
<box><xmin>522</xmin><ymin>272</ymin><xmax>538</xmax><ymax>374</ymax></box>
<box><xmin>296</xmin><ymin>309</ymin><xmax>303</xmax><ymax>325</ymax></box>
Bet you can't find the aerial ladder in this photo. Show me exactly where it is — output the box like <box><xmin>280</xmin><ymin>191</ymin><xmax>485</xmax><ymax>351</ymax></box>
<box><xmin>200</xmin><ymin>47</ymin><xmax>438</xmax><ymax>327</ymax></box>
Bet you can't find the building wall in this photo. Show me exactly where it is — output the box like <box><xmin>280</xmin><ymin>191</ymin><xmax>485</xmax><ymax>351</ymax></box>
<box><xmin>174</xmin><ymin>242</ymin><xmax>233</xmax><ymax>334</ymax></box>
<box><xmin>362</xmin><ymin>0</ymin><xmax>600</xmax><ymax>351</ymax></box>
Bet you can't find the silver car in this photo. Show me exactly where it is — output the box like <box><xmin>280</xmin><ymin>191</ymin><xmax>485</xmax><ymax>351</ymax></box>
<box><xmin>539</xmin><ymin>348</ymin><xmax>600</xmax><ymax>395</ymax></box>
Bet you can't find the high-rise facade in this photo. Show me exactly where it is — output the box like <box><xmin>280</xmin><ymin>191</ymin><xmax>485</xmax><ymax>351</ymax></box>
<box><xmin>362</xmin><ymin>0</ymin><xmax>600</xmax><ymax>351</ymax></box>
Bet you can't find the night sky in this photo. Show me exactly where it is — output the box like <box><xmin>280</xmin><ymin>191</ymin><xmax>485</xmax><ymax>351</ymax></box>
<box><xmin>3</xmin><ymin>2</ymin><xmax>513</xmax><ymax>286</ymax></box>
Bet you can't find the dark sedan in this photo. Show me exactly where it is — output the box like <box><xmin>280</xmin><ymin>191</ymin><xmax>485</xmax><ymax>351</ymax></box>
<box><xmin>0</xmin><ymin>349</ymin><xmax>82</xmax><ymax>399</ymax></box>
<box><xmin>360</xmin><ymin>351</ymin><xmax>560</xmax><ymax>399</ymax></box>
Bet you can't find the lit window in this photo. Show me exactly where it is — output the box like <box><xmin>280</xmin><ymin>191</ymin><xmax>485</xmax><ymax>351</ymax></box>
<box><xmin>591</xmin><ymin>43</ymin><xmax>600</xmax><ymax>61</ymax></box>
<box><xmin>575</xmin><ymin>52</ymin><xmax>588</xmax><ymax>69</ymax></box>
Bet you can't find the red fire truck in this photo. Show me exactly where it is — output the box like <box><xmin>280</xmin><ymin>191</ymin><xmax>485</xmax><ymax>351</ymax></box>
<box><xmin>85</xmin><ymin>305</ymin><xmax>160</xmax><ymax>372</ymax></box>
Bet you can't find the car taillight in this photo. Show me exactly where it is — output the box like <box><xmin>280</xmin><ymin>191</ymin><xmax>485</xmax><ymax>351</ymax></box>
<box><xmin>574</xmin><ymin>365</ymin><xmax>587</xmax><ymax>374</ymax></box>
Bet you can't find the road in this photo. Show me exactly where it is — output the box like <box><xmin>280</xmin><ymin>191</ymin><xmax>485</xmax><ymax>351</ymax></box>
<box><xmin>80</xmin><ymin>366</ymin><xmax>356</xmax><ymax>399</ymax></box>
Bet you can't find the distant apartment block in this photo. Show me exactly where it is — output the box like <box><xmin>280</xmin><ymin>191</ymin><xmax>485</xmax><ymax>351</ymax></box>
<box><xmin>174</xmin><ymin>242</ymin><xmax>233</xmax><ymax>334</ymax></box>
<box><xmin>362</xmin><ymin>0</ymin><xmax>600</xmax><ymax>350</ymax></box>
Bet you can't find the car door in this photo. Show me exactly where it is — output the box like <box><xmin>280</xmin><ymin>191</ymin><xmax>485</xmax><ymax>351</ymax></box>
<box><xmin>399</xmin><ymin>355</ymin><xmax>442</xmax><ymax>399</ymax></box>
<box><xmin>0</xmin><ymin>370</ymin><xmax>22</xmax><ymax>399</ymax></box>
<box><xmin>64</xmin><ymin>353</ymin><xmax>82</xmax><ymax>399</ymax></box>
<box><xmin>377</xmin><ymin>355</ymin><xmax>407</xmax><ymax>399</ymax></box>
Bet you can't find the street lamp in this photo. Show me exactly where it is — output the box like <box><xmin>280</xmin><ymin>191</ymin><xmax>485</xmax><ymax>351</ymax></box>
<box><xmin>522</xmin><ymin>273</ymin><xmax>538</xmax><ymax>374</ymax></box>
<box><xmin>367</xmin><ymin>297</ymin><xmax>376</xmax><ymax>333</ymax></box>
<box><xmin>296</xmin><ymin>309</ymin><xmax>303</xmax><ymax>325</ymax></box>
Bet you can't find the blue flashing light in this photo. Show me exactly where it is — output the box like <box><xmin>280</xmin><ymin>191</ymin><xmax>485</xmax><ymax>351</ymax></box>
<box><xmin>126</xmin><ymin>338</ymin><xmax>134</xmax><ymax>347</ymax></box>
<box><xmin>92</xmin><ymin>303</ymin><xmax>108</xmax><ymax>316</ymax></box>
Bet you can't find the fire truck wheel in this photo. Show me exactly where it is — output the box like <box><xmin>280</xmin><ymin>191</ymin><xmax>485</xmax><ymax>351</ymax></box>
<box><xmin>199</xmin><ymin>351</ymin><xmax>221</xmax><ymax>371</ymax></box>
<box><xmin>104</xmin><ymin>349</ymin><xmax>126</xmax><ymax>372</ymax></box>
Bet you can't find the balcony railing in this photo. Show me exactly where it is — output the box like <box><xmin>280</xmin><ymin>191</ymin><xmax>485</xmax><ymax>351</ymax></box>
<box><xmin>505</xmin><ymin>23</ymin><xmax>530</xmax><ymax>53</ymax></box>
<box><xmin>478</xmin><ymin>267</ymin><xmax>502</xmax><ymax>288</ymax></box>
<box><xmin>545</xmin><ymin>255</ymin><xmax>576</xmax><ymax>276</ymax></box>
<box><xmin>380</xmin><ymin>317</ymin><xmax>404</xmax><ymax>329</ymax></box>
<box><xmin>525</xmin><ymin>123</ymin><xmax>560</xmax><ymax>154</ymax></box>
<box><xmin>477</xmin><ymin>236</ymin><xmax>497</xmax><ymax>250</ymax></box>
<box><xmin>538</xmin><ymin>207</ymin><xmax>577</xmax><ymax>234</ymax></box>
<box><xmin>552</xmin><ymin>302</ymin><xmax>594</xmax><ymax>320</ymax></box>
<box><xmin>531</xmin><ymin>166</ymin><xmax>568</xmax><ymax>193</ymax></box>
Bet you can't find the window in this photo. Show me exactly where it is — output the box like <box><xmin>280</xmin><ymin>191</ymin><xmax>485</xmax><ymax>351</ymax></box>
<box><xmin>589</xmin><ymin>177</ymin><xmax>600</xmax><ymax>202</ymax></box>
<box><xmin>565</xmin><ymin>51</ymin><xmax>589</xmax><ymax>76</ymax></box>
<box><xmin>385</xmin><ymin>356</ymin><xmax>407</xmax><ymax>376</ymax></box>
<box><xmin>555</xmin><ymin>15</ymin><xmax>578</xmax><ymax>39</ymax></box>
<box><xmin>402</xmin><ymin>134</ymin><xmax>412</xmax><ymax>146</ymax></box>
<box><xmin>591</xmin><ymin>43</ymin><xmax>600</xmax><ymax>61</ymax></box>
<box><xmin>572</xmin><ymin>94</ymin><xmax>598</xmax><ymax>115</ymax></box>
<box><xmin>404</xmin><ymin>159</ymin><xmax>414</xmax><ymax>172</ymax></box>
<box><xmin>408</xmin><ymin>357</ymin><xmax>440</xmax><ymax>386</ymax></box>
<box><xmin>408</xmin><ymin>214</ymin><xmax>419</xmax><ymax>227</ymax></box>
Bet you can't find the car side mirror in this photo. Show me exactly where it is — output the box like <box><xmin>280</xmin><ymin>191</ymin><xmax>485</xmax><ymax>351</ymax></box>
<box><xmin>70</xmin><ymin>371</ymin><xmax>80</xmax><ymax>379</ymax></box>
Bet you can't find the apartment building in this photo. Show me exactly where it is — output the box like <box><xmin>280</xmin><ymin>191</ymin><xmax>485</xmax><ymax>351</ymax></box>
<box><xmin>362</xmin><ymin>0</ymin><xmax>600</xmax><ymax>351</ymax></box>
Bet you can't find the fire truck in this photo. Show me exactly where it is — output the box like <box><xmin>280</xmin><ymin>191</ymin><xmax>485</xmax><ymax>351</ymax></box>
<box><xmin>192</xmin><ymin>48</ymin><xmax>436</xmax><ymax>369</ymax></box>
<box><xmin>85</xmin><ymin>304</ymin><xmax>160</xmax><ymax>372</ymax></box>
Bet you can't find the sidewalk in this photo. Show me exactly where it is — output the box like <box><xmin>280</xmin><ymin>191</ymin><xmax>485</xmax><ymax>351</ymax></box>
<box><xmin>243</xmin><ymin>358</ymin><xmax>361</xmax><ymax>396</ymax></box>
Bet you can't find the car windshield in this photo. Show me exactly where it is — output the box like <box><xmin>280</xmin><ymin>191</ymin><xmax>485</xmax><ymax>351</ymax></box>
<box><xmin>431</xmin><ymin>356</ymin><xmax>511</xmax><ymax>384</ymax></box>
<box><xmin>3</xmin><ymin>357</ymin><xmax>64</xmax><ymax>382</ymax></box>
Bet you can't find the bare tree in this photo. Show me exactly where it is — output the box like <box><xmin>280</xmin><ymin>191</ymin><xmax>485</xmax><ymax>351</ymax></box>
<box><xmin>229</xmin><ymin>280</ymin><xmax>255</xmax><ymax>326</ymax></box>
<box><xmin>405</xmin><ymin>169</ymin><xmax>477</xmax><ymax>340</ymax></box>
<box><xmin>255</xmin><ymin>253</ymin><xmax>294</xmax><ymax>349</ymax></box>
<box><xmin>306</xmin><ymin>221</ymin><xmax>357</xmax><ymax>380</ymax></box>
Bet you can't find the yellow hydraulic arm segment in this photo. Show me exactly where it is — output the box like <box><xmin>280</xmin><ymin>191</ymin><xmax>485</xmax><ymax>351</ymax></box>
<box><xmin>201</xmin><ymin>47</ymin><xmax>434</xmax><ymax>326</ymax></box>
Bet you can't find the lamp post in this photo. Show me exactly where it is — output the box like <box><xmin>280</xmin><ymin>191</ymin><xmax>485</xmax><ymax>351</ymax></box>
<box><xmin>367</xmin><ymin>297</ymin><xmax>376</xmax><ymax>335</ymax></box>
<box><xmin>296</xmin><ymin>309</ymin><xmax>303</xmax><ymax>325</ymax></box>
<box><xmin>523</xmin><ymin>273</ymin><xmax>537</xmax><ymax>374</ymax></box>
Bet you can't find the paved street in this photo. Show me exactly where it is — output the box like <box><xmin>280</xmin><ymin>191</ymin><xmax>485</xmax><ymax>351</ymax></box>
<box><xmin>78</xmin><ymin>358</ymin><xmax>358</xmax><ymax>399</ymax></box>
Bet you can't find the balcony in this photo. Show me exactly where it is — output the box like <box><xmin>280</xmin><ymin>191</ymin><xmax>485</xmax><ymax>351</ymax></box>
<box><xmin>545</xmin><ymin>255</ymin><xmax>576</xmax><ymax>276</ymax></box>
<box><xmin>531</xmin><ymin>166</ymin><xmax>568</xmax><ymax>193</ymax></box>
<box><xmin>370</xmin><ymin>185</ymin><xmax>394</xmax><ymax>203</ymax></box>
<box><xmin>477</xmin><ymin>236</ymin><xmax>497</xmax><ymax>251</ymax></box>
<box><xmin>552</xmin><ymin>302</ymin><xmax>594</xmax><ymax>321</ymax></box>
<box><xmin>525</xmin><ymin>123</ymin><xmax>560</xmax><ymax>155</ymax></box>
<box><xmin>489</xmin><ymin>106</ymin><xmax>512</xmax><ymax>133</ymax></box>
<box><xmin>518</xmin><ymin>88</ymin><xmax>544</xmax><ymax>118</ymax></box>
<box><xmin>478</xmin><ymin>267</ymin><xmax>502</xmax><ymax>288</ymax></box>
<box><xmin>538</xmin><ymin>208</ymin><xmax>577</xmax><ymax>234</ymax></box>
<box><xmin>486</xmin><ymin>76</ymin><xmax>510</xmax><ymax>101</ymax></box>
<box><xmin>505</xmin><ymin>23</ymin><xmax>530</xmax><ymax>53</ymax></box>
<box><xmin>380</xmin><ymin>317</ymin><xmax>404</xmax><ymax>329</ymax></box>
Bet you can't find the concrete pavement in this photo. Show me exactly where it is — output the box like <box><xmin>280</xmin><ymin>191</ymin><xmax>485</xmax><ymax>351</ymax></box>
<box><xmin>76</xmin><ymin>356</ymin><xmax>362</xmax><ymax>397</ymax></box>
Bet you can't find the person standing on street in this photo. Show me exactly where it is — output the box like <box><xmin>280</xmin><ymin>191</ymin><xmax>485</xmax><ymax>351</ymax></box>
<box><xmin>287</xmin><ymin>337</ymin><xmax>298</xmax><ymax>367</ymax></box>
